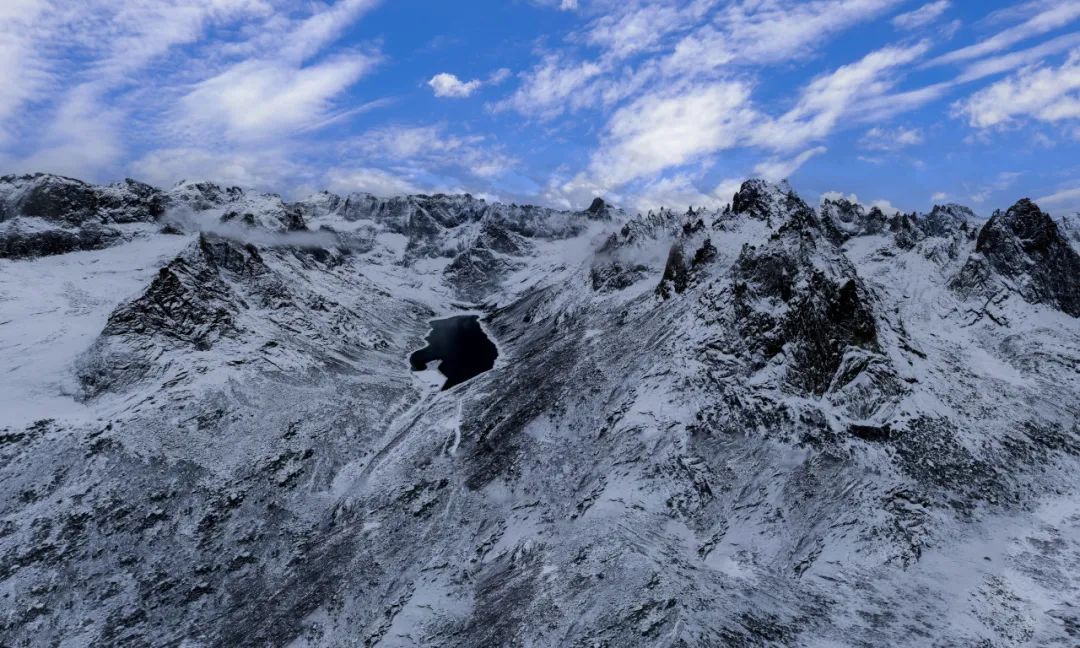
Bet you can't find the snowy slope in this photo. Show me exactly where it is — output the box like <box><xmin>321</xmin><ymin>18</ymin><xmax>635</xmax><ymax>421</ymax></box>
<box><xmin>0</xmin><ymin>174</ymin><xmax>1078</xmax><ymax>647</ymax></box>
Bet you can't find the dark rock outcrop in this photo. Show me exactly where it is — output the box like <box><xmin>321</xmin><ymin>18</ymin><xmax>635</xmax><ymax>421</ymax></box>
<box><xmin>732</xmin><ymin>212</ymin><xmax>880</xmax><ymax>395</ymax></box>
<box><xmin>819</xmin><ymin>198</ymin><xmax>889</xmax><ymax>242</ymax></box>
<box><xmin>590</xmin><ymin>261</ymin><xmax>650</xmax><ymax>292</ymax></box>
<box><xmin>586</xmin><ymin>197</ymin><xmax>608</xmax><ymax>216</ymax></box>
<box><xmin>656</xmin><ymin>244</ymin><xmax>690</xmax><ymax>299</ymax></box>
<box><xmin>920</xmin><ymin>203</ymin><xmax>974</xmax><ymax>238</ymax></box>
<box><xmin>0</xmin><ymin>174</ymin><xmax>165</xmax><ymax>258</ymax></box>
<box><xmin>889</xmin><ymin>212</ymin><xmax>925</xmax><ymax>250</ymax></box>
<box><xmin>732</xmin><ymin>179</ymin><xmax>818</xmax><ymax>229</ymax></box>
<box><xmin>951</xmin><ymin>199</ymin><xmax>1080</xmax><ymax>316</ymax></box>
<box><xmin>0</xmin><ymin>222</ymin><xmax>122</xmax><ymax>258</ymax></box>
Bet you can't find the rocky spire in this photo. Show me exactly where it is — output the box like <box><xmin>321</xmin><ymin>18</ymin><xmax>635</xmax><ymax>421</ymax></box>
<box><xmin>952</xmin><ymin>198</ymin><xmax>1080</xmax><ymax>316</ymax></box>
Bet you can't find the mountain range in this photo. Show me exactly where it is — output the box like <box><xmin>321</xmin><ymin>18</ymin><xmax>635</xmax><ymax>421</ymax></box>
<box><xmin>1</xmin><ymin>172</ymin><xmax>1079</xmax><ymax>646</ymax></box>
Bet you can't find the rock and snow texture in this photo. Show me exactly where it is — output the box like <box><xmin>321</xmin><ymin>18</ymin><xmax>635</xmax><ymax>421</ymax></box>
<box><xmin>1</xmin><ymin>174</ymin><xmax>1079</xmax><ymax>646</ymax></box>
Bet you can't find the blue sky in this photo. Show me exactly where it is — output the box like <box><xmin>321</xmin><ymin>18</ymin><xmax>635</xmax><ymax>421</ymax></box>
<box><xmin>2</xmin><ymin>0</ymin><xmax>1080</xmax><ymax>215</ymax></box>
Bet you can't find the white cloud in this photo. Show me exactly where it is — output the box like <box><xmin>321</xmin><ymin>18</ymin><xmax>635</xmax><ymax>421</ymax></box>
<box><xmin>666</xmin><ymin>0</ymin><xmax>904</xmax><ymax>73</ymax></box>
<box><xmin>428</xmin><ymin>73</ymin><xmax>483</xmax><ymax>98</ymax></box>
<box><xmin>281</xmin><ymin>0</ymin><xmax>381</xmax><ymax>63</ymax></box>
<box><xmin>130</xmin><ymin>146</ymin><xmax>304</xmax><ymax>191</ymax></box>
<box><xmin>930</xmin><ymin>0</ymin><xmax>1080</xmax><ymax>66</ymax></box>
<box><xmin>496</xmin><ymin>56</ymin><xmax>605</xmax><ymax>118</ymax></box>
<box><xmin>587</xmin><ymin>3</ymin><xmax>701</xmax><ymax>61</ymax></box>
<box><xmin>753</xmin><ymin>42</ymin><xmax>931</xmax><ymax>150</ymax></box>
<box><xmin>965</xmin><ymin>171</ymin><xmax>1023</xmax><ymax>205</ymax></box>
<box><xmin>821</xmin><ymin>191</ymin><xmax>901</xmax><ymax>214</ymax></box>
<box><xmin>504</xmin><ymin>0</ymin><xmax>902</xmax><ymax>121</ymax></box>
<box><xmin>0</xmin><ymin>0</ymin><xmax>269</xmax><ymax>146</ymax></box>
<box><xmin>589</xmin><ymin>81</ymin><xmax>757</xmax><ymax>186</ymax></box>
<box><xmin>753</xmin><ymin>146</ymin><xmax>827</xmax><ymax>181</ymax></box>
<box><xmin>352</xmin><ymin>124</ymin><xmax>515</xmax><ymax>179</ymax></box>
<box><xmin>870</xmin><ymin>199</ymin><xmax>901</xmax><ymax>215</ymax></box>
<box><xmin>955</xmin><ymin>50</ymin><xmax>1080</xmax><ymax>128</ymax></box>
<box><xmin>326</xmin><ymin>167</ymin><xmax>423</xmax><ymax>197</ymax></box>
<box><xmin>560</xmin><ymin>0</ymin><xmax>578</xmax><ymax>10</ymax></box>
<box><xmin>180</xmin><ymin>55</ymin><xmax>378</xmax><ymax>142</ymax></box>
<box><xmin>860</xmin><ymin>126</ymin><xmax>924</xmax><ymax>150</ymax></box>
<box><xmin>821</xmin><ymin>190</ymin><xmax>860</xmax><ymax>203</ymax></box>
<box><xmin>956</xmin><ymin>31</ymin><xmax>1080</xmax><ymax>83</ymax></box>
<box><xmin>3</xmin><ymin>0</ymin><xmax>384</xmax><ymax>185</ymax></box>
<box><xmin>533</xmin><ymin>37</ymin><xmax>933</xmax><ymax>200</ymax></box>
<box><xmin>15</xmin><ymin>86</ymin><xmax>124</xmax><ymax>181</ymax></box>
<box><xmin>0</xmin><ymin>3</ymin><xmax>47</xmax><ymax>142</ymax></box>
<box><xmin>627</xmin><ymin>172</ymin><xmax>731</xmax><ymax>213</ymax></box>
<box><xmin>892</xmin><ymin>1</ymin><xmax>950</xmax><ymax>30</ymax></box>
<box><xmin>1035</xmin><ymin>186</ymin><xmax>1080</xmax><ymax>212</ymax></box>
<box><xmin>932</xmin><ymin>191</ymin><xmax>949</xmax><ymax>201</ymax></box>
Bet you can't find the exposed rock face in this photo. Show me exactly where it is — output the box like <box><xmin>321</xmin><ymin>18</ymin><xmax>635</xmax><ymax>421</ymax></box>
<box><xmin>0</xmin><ymin>221</ymin><xmax>122</xmax><ymax>258</ymax></box>
<box><xmin>732</xmin><ymin>194</ymin><xmax>880</xmax><ymax>395</ymax></box>
<box><xmin>922</xmin><ymin>203</ymin><xmax>974</xmax><ymax>238</ymax></box>
<box><xmin>444</xmin><ymin>247</ymin><xmax>517</xmax><ymax>301</ymax></box>
<box><xmin>1060</xmin><ymin>213</ymin><xmax>1080</xmax><ymax>251</ymax></box>
<box><xmin>732</xmin><ymin>178</ymin><xmax>818</xmax><ymax>229</ymax></box>
<box><xmin>11</xmin><ymin>175</ymin><xmax>101</xmax><ymax>224</ymax></box>
<box><xmin>590</xmin><ymin>261</ymin><xmax>650</xmax><ymax>292</ymax></box>
<box><xmin>952</xmin><ymin>198</ymin><xmax>1080</xmax><ymax>316</ymax></box>
<box><xmin>889</xmin><ymin>211</ymin><xmax>925</xmax><ymax>249</ymax></box>
<box><xmin>220</xmin><ymin>203</ymin><xmax>306</xmax><ymax>232</ymax></box>
<box><xmin>3</xmin><ymin>176</ymin><xmax>1080</xmax><ymax>647</ymax></box>
<box><xmin>0</xmin><ymin>174</ymin><xmax>165</xmax><ymax>258</ymax></box>
<box><xmin>819</xmin><ymin>198</ymin><xmax>891</xmax><ymax>242</ymax></box>
<box><xmin>0</xmin><ymin>174</ymin><xmax>165</xmax><ymax>225</ymax></box>
<box><xmin>656</xmin><ymin>244</ymin><xmax>690</xmax><ymax>299</ymax></box>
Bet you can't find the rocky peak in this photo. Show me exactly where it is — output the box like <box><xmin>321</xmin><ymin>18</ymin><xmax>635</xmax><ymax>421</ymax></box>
<box><xmin>863</xmin><ymin>206</ymin><xmax>889</xmax><ymax>234</ymax></box>
<box><xmin>889</xmin><ymin>211</ymin><xmax>925</xmax><ymax>250</ymax></box>
<box><xmin>294</xmin><ymin>191</ymin><xmax>345</xmax><ymax>222</ymax></box>
<box><xmin>979</xmin><ymin>199</ymin><xmax>1059</xmax><ymax>254</ymax></box>
<box><xmin>732</xmin><ymin>179</ymin><xmax>803</xmax><ymax>223</ymax></box>
<box><xmin>952</xmin><ymin>198</ymin><xmax>1080</xmax><ymax>316</ymax></box>
<box><xmin>0</xmin><ymin>173</ymin><xmax>168</xmax><ymax>258</ymax></box>
<box><xmin>583</xmin><ymin>197</ymin><xmax>616</xmax><ymax>220</ymax></box>
<box><xmin>1</xmin><ymin>173</ymin><xmax>100</xmax><ymax>225</ymax></box>
<box><xmin>165</xmin><ymin>180</ymin><xmax>244</xmax><ymax>211</ymax></box>
<box><xmin>818</xmin><ymin>198</ymin><xmax>889</xmax><ymax>241</ymax></box>
<box><xmin>922</xmin><ymin>203</ymin><xmax>974</xmax><ymax>238</ymax></box>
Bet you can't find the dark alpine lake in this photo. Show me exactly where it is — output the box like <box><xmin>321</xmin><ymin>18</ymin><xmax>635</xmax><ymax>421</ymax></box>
<box><xmin>409</xmin><ymin>315</ymin><xmax>498</xmax><ymax>390</ymax></box>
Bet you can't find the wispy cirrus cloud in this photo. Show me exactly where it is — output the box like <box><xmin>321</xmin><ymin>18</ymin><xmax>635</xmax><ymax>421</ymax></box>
<box><xmin>1036</xmin><ymin>185</ymin><xmax>1080</xmax><ymax>212</ymax></box>
<box><xmin>754</xmin><ymin>147</ymin><xmax>828</xmax><ymax>182</ymax></box>
<box><xmin>892</xmin><ymin>1</ymin><xmax>951</xmax><ymax>30</ymax></box>
<box><xmin>752</xmin><ymin>41</ymin><xmax>931</xmax><ymax>151</ymax></box>
<box><xmin>666</xmin><ymin>0</ymin><xmax>904</xmax><ymax>71</ymax></box>
<box><xmin>860</xmin><ymin>125</ymin><xmax>925</xmax><ymax>150</ymax></box>
<box><xmin>349</xmin><ymin>124</ymin><xmax>516</xmax><ymax>179</ymax></box>
<box><xmin>928</xmin><ymin>0</ymin><xmax>1080</xmax><ymax>66</ymax></box>
<box><xmin>177</xmin><ymin>54</ymin><xmax>380</xmax><ymax>142</ymax></box>
<box><xmin>955</xmin><ymin>49</ymin><xmax>1080</xmax><ymax>128</ymax></box>
<box><xmin>589</xmin><ymin>81</ymin><xmax>756</xmax><ymax>187</ymax></box>
<box><xmin>2</xmin><ymin>0</ymin><xmax>385</xmax><ymax>186</ymax></box>
<box><xmin>503</xmin><ymin>0</ymin><xmax>926</xmax><ymax>210</ymax></box>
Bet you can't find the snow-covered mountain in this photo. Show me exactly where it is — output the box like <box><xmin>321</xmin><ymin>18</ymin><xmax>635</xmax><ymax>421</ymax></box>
<box><xmin>1</xmin><ymin>172</ymin><xmax>1078</xmax><ymax>647</ymax></box>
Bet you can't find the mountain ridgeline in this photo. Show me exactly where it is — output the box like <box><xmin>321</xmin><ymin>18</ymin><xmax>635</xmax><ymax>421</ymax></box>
<box><xmin>1</xmin><ymin>172</ymin><xmax>1079</xmax><ymax>647</ymax></box>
